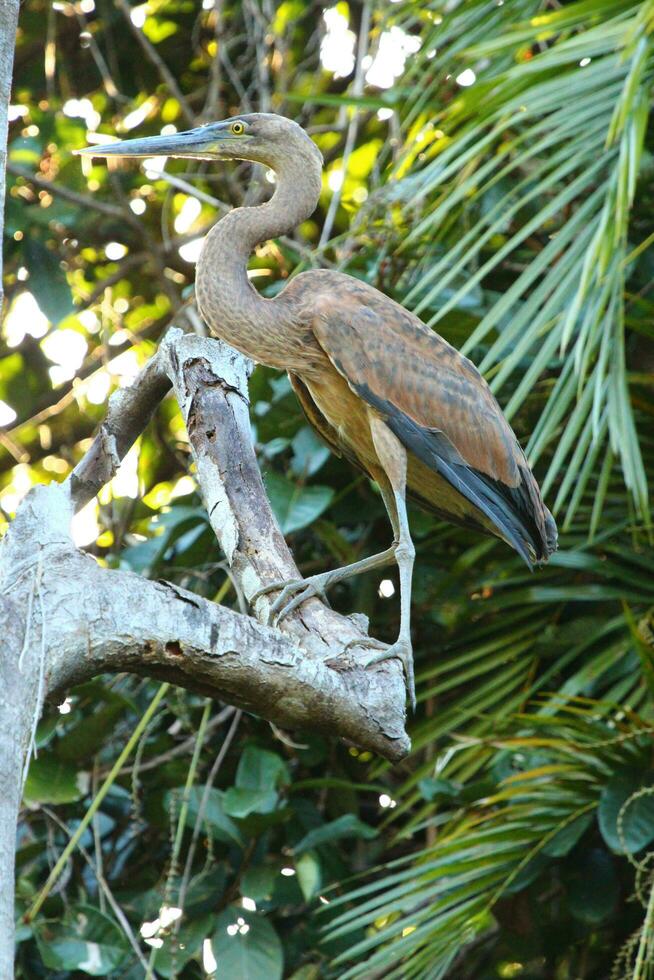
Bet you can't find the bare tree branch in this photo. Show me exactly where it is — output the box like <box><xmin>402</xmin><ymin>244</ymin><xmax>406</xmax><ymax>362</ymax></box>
<box><xmin>0</xmin><ymin>328</ymin><xmax>410</xmax><ymax>964</ymax></box>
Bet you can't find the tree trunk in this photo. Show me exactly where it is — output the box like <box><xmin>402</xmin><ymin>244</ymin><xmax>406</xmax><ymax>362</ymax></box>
<box><xmin>0</xmin><ymin>3</ymin><xmax>30</xmax><ymax>970</ymax></box>
<box><xmin>0</xmin><ymin>0</ymin><xmax>19</xmax><ymax>301</ymax></box>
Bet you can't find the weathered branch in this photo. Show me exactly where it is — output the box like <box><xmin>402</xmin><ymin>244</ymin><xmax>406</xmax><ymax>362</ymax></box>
<box><xmin>70</xmin><ymin>349</ymin><xmax>172</xmax><ymax>510</ymax></box>
<box><xmin>6</xmin><ymin>329</ymin><xmax>409</xmax><ymax>755</ymax></box>
<box><xmin>0</xmin><ymin>328</ymin><xmax>410</xmax><ymax>963</ymax></box>
<box><xmin>2</xmin><ymin>481</ymin><xmax>407</xmax><ymax>757</ymax></box>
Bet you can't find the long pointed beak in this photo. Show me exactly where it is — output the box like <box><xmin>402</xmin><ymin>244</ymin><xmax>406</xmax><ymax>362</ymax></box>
<box><xmin>76</xmin><ymin>124</ymin><xmax>233</xmax><ymax>160</ymax></box>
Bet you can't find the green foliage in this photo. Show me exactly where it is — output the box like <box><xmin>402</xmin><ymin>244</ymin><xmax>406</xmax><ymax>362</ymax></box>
<box><xmin>4</xmin><ymin>0</ymin><xmax>654</xmax><ymax>977</ymax></box>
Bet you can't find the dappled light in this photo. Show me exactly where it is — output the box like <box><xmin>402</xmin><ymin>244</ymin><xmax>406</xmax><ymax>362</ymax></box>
<box><xmin>3</xmin><ymin>0</ymin><xmax>654</xmax><ymax>978</ymax></box>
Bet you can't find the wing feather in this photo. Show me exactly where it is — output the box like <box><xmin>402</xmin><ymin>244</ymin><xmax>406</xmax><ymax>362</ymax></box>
<box><xmin>309</xmin><ymin>290</ymin><xmax>557</xmax><ymax>564</ymax></box>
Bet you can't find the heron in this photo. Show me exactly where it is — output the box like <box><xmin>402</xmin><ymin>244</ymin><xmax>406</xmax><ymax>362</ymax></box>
<box><xmin>80</xmin><ymin>113</ymin><xmax>557</xmax><ymax>709</ymax></box>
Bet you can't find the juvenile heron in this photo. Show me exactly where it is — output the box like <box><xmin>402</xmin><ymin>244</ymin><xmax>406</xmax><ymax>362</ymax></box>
<box><xmin>80</xmin><ymin>113</ymin><xmax>557</xmax><ymax>708</ymax></box>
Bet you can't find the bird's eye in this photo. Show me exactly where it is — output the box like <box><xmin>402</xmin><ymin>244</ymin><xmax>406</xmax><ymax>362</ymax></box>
<box><xmin>230</xmin><ymin>121</ymin><xmax>245</xmax><ymax>135</ymax></box>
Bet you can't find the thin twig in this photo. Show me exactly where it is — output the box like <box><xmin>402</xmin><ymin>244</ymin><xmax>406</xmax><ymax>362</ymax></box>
<box><xmin>25</xmin><ymin>683</ymin><xmax>170</xmax><ymax>923</ymax></box>
<box><xmin>41</xmin><ymin>805</ymin><xmax>149</xmax><ymax>971</ymax></box>
<box><xmin>175</xmin><ymin>709</ymin><xmax>242</xmax><ymax>920</ymax></box>
<box><xmin>7</xmin><ymin>162</ymin><xmax>126</xmax><ymax>220</ymax></box>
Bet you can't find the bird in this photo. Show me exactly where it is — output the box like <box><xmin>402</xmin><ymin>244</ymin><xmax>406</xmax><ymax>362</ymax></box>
<box><xmin>80</xmin><ymin>112</ymin><xmax>558</xmax><ymax>709</ymax></box>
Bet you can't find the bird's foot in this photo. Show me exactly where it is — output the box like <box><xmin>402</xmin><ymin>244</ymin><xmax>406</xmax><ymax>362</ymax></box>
<box><xmin>346</xmin><ymin>636</ymin><xmax>416</xmax><ymax>712</ymax></box>
<box><xmin>251</xmin><ymin>569</ymin><xmax>343</xmax><ymax>624</ymax></box>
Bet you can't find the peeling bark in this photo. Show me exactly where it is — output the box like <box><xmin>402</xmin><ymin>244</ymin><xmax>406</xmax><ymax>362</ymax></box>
<box><xmin>0</xmin><ymin>328</ymin><xmax>410</xmax><ymax>964</ymax></box>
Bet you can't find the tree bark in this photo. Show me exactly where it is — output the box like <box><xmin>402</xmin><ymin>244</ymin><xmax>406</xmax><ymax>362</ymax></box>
<box><xmin>0</xmin><ymin>329</ymin><xmax>410</xmax><ymax>966</ymax></box>
<box><xmin>0</xmin><ymin>0</ymin><xmax>19</xmax><ymax>300</ymax></box>
<box><xmin>0</xmin><ymin>3</ymin><xmax>32</xmax><ymax>971</ymax></box>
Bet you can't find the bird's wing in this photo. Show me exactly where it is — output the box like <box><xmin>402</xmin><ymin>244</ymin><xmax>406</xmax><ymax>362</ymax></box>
<box><xmin>310</xmin><ymin>292</ymin><xmax>556</xmax><ymax>564</ymax></box>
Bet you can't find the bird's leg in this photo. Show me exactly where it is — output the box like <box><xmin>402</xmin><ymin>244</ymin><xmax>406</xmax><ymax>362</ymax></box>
<box><xmin>251</xmin><ymin>545</ymin><xmax>398</xmax><ymax>624</ymax></box>
<box><xmin>354</xmin><ymin>417</ymin><xmax>416</xmax><ymax>710</ymax></box>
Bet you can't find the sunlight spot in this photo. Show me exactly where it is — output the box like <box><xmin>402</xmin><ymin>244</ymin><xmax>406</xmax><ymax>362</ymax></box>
<box><xmin>144</xmin><ymin>156</ymin><xmax>168</xmax><ymax>178</ymax></box>
<box><xmin>105</xmin><ymin>241</ymin><xmax>127</xmax><ymax>260</ymax></box>
<box><xmin>144</xmin><ymin>937</ymin><xmax>163</xmax><ymax>949</ymax></box>
<box><xmin>111</xmin><ymin>443</ymin><xmax>139</xmax><ymax>498</ymax></box>
<box><xmin>8</xmin><ymin>104</ymin><xmax>28</xmax><ymax>121</ymax></box>
<box><xmin>174</xmin><ymin>196</ymin><xmax>202</xmax><ymax>234</ymax></box>
<box><xmin>161</xmin><ymin>124</ymin><xmax>177</xmax><ymax>136</ymax></box>
<box><xmin>58</xmin><ymin>697</ymin><xmax>73</xmax><ymax>715</ymax></box>
<box><xmin>365</xmin><ymin>27</ymin><xmax>421</xmax><ymax>89</ymax></box>
<box><xmin>130</xmin><ymin>197</ymin><xmax>146</xmax><ymax>215</ymax></box>
<box><xmin>379</xmin><ymin>793</ymin><xmax>397</xmax><ymax>809</ymax></box>
<box><xmin>108</xmin><ymin>349</ymin><xmax>140</xmax><ymax>385</ymax></box>
<box><xmin>226</xmin><ymin>924</ymin><xmax>239</xmax><ymax>936</ymax></box>
<box><xmin>84</xmin><ymin>371</ymin><xmax>111</xmax><ymax>405</ymax></box>
<box><xmin>80</xmin><ymin>0</ymin><xmax>95</xmax><ymax>11</ymax></box>
<box><xmin>0</xmin><ymin>464</ymin><xmax>32</xmax><ymax>515</ymax></box>
<box><xmin>378</xmin><ymin>578</ymin><xmax>395</xmax><ymax>598</ymax></box>
<box><xmin>319</xmin><ymin>895</ymin><xmax>330</xmax><ymax>905</ymax></box>
<box><xmin>202</xmin><ymin>938</ymin><xmax>217</xmax><ymax>973</ymax></box>
<box><xmin>121</xmin><ymin>98</ymin><xmax>155</xmax><ymax>132</ymax></box>
<box><xmin>455</xmin><ymin>68</ymin><xmax>476</xmax><ymax>87</ymax></box>
<box><xmin>4</xmin><ymin>292</ymin><xmax>49</xmax><ymax>347</ymax></box>
<box><xmin>159</xmin><ymin>906</ymin><xmax>182</xmax><ymax>928</ymax></box>
<box><xmin>320</xmin><ymin>7</ymin><xmax>355</xmax><ymax>78</ymax></box>
<box><xmin>0</xmin><ymin>401</ymin><xmax>17</xmax><ymax>427</ymax></box>
<box><xmin>171</xmin><ymin>475</ymin><xmax>196</xmax><ymax>498</ymax></box>
<box><xmin>281</xmin><ymin>866</ymin><xmax>296</xmax><ymax>877</ymax></box>
<box><xmin>130</xmin><ymin>3</ymin><xmax>147</xmax><ymax>27</ymax></box>
<box><xmin>328</xmin><ymin>168</ymin><xmax>344</xmax><ymax>192</ymax></box>
<box><xmin>402</xmin><ymin>924</ymin><xmax>416</xmax><ymax>937</ymax></box>
<box><xmin>241</xmin><ymin>896</ymin><xmax>257</xmax><ymax>912</ymax></box>
<box><xmin>71</xmin><ymin>500</ymin><xmax>100</xmax><ymax>547</ymax></box>
<box><xmin>377</xmin><ymin>107</ymin><xmax>394</xmax><ymax>121</ymax></box>
<box><xmin>42</xmin><ymin>455</ymin><xmax>68</xmax><ymax>474</ymax></box>
<box><xmin>579</xmin><ymin>57</ymin><xmax>591</xmax><ymax>67</ymax></box>
<box><xmin>178</xmin><ymin>236</ymin><xmax>206</xmax><ymax>264</ymax></box>
<box><xmin>62</xmin><ymin>96</ymin><xmax>101</xmax><ymax>131</ymax></box>
<box><xmin>42</xmin><ymin>329</ymin><xmax>88</xmax><ymax>383</ymax></box>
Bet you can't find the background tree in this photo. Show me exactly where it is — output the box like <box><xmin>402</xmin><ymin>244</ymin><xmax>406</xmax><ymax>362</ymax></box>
<box><xmin>3</xmin><ymin>0</ymin><xmax>654</xmax><ymax>978</ymax></box>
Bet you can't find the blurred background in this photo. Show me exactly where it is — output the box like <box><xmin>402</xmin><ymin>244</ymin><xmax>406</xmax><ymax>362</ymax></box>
<box><xmin>4</xmin><ymin>0</ymin><xmax>654</xmax><ymax>977</ymax></box>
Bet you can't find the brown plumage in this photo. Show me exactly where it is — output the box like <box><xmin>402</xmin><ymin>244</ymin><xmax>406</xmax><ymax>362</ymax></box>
<box><xmin>81</xmin><ymin>112</ymin><xmax>557</xmax><ymax>708</ymax></box>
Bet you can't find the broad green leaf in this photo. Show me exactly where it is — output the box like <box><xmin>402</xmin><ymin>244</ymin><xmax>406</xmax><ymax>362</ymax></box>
<box><xmin>223</xmin><ymin>787</ymin><xmax>279</xmax><ymax>818</ymax></box>
<box><xmin>236</xmin><ymin>745</ymin><xmax>290</xmax><ymax>791</ymax></box>
<box><xmin>290</xmin><ymin>427</ymin><xmax>331</xmax><ymax>477</ymax></box>
<box><xmin>148</xmin><ymin>914</ymin><xmax>214</xmax><ymax>978</ymax></box>
<box><xmin>294</xmin><ymin>814</ymin><xmax>378</xmax><ymax>854</ymax></box>
<box><xmin>23</xmin><ymin>238</ymin><xmax>75</xmax><ymax>324</ymax></box>
<box><xmin>296</xmin><ymin>851</ymin><xmax>322</xmax><ymax>901</ymax></box>
<box><xmin>598</xmin><ymin>767</ymin><xmax>654</xmax><ymax>854</ymax></box>
<box><xmin>211</xmin><ymin>908</ymin><xmax>283</xmax><ymax>980</ymax></box>
<box><xmin>24</xmin><ymin>755</ymin><xmax>89</xmax><ymax>805</ymax></box>
<box><xmin>241</xmin><ymin>865</ymin><xmax>277</xmax><ymax>902</ymax></box>
<box><xmin>35</xmin><ymin>905</ymin><xmax>128</xmax><ymax>975</ymax></box>
<box><xmin>543</xmin><ymin>812</ymin><xmax>593</xmax><ymax>858</ymax></box>
<box><xmin>181</xmin><ymin>788</ymin><xmax>244</xmax><ymax>847</ymax></box>
<box><xmin>264</xmin><ymin>472</ymin><xmax>334</xmax><ymax>534</ymax></box>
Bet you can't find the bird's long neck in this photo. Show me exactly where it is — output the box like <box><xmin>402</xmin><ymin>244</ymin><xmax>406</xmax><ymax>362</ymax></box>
<box><xmin>196</xmin><ymin>150</ymin><xmax>322</xmax><ymax>368</ymax></box>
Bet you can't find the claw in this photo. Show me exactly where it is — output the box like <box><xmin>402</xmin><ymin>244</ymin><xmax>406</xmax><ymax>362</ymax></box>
<box><xmin>251</xmin><ymin>574</ymin><xmax>331</xmax><ymax>625</ymax></box>
<box><xmin>349</xmin><ymin>637</ymin><xmax>416</xmax><ymax>712</ymax></box>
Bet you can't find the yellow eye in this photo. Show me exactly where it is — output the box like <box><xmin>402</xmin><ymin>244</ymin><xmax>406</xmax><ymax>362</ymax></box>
<box><xmin>230</xmin><ymin>121</ymin><xmax>245</xmax><ymax>136</ymax></box>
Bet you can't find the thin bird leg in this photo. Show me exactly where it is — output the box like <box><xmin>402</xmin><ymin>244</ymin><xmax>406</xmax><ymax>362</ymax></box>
<box><xmin>360</xmin><ymin>416</ymin><xmax>416</xmax><ymax>710</ymax></box>
<box><xmin>251</xmin><ymin>545</ymin><xmax>398</xmax><ymax>624</ymax></box>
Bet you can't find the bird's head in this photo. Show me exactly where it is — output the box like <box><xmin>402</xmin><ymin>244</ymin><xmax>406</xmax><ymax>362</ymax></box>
<box><xmin>77</xmin><ymin>112</ymin><xmax>323</xmax><ymax>172</ymax></box>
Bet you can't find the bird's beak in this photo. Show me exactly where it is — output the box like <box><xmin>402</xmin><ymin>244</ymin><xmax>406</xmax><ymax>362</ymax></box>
<box><xmin>76</xmin><ymin>122</ymin><xmax>240</xmax><ymax>160</ymax></box>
